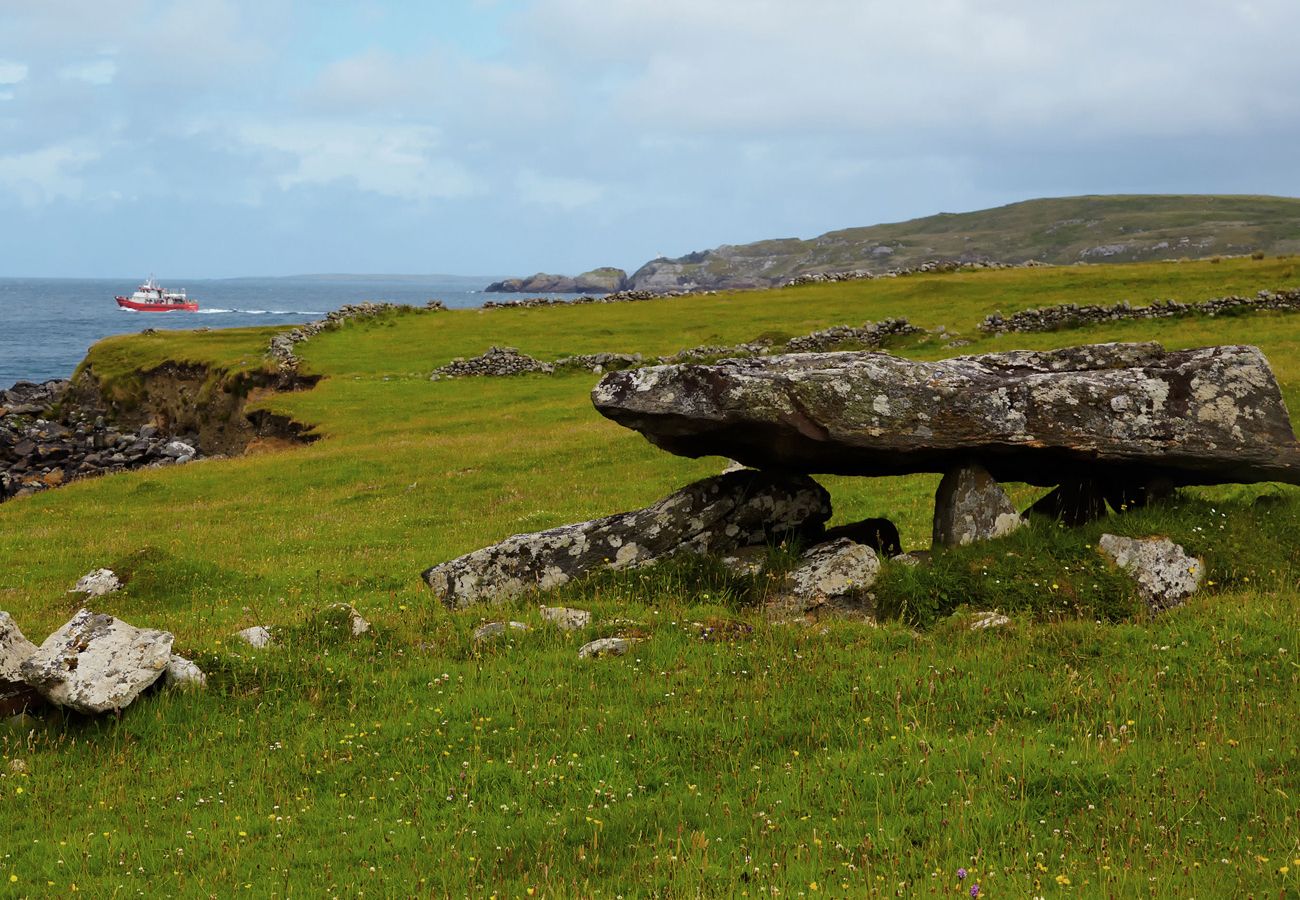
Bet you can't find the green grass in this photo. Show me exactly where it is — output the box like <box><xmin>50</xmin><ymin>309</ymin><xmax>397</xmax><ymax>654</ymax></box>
<box><xmin>1</xmin><ymin>257</ymin><xmax>1299</xmax><ymax>895</ymax></box>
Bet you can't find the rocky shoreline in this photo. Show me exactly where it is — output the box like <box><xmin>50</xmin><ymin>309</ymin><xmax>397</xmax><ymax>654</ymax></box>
<box><xmin>0</xmin><ymin>379</ymin><xmax>200</xmax><ymax>503</ymax></box>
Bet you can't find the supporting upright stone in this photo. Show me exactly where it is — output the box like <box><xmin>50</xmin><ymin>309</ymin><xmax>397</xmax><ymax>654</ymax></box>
<box><xmin>932</xmin><ymin>462</ymin><xmax>1023</xmax><ymax>548</ymax></box>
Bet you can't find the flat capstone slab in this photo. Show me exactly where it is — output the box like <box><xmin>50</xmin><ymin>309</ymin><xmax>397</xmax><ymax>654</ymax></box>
<box><xmin>592</xmin><ymin>343</ymin><xmax>1300</xmax><ymax>487</ymax></box>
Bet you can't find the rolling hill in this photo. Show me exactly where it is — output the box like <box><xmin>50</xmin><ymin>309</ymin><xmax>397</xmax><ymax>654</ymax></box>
<box><xmin>619</xmin><ymin>194</ymin><xmax>1300</xmax><ymax>291</ymax></box>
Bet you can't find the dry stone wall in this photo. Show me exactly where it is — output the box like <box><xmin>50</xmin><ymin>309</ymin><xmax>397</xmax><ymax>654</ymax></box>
<box><xmin>980</xmin><ymin>288</ymin><xmax>1300</xmax><ymax>334</ymax></box>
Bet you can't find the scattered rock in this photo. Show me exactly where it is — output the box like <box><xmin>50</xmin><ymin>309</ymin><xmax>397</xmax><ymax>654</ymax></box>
<box><xmin>766</xmin><ymin>538</ymin><xmax>879</xmax><ymax>619</ymax></box>
<box><xmin>0</xmin><ymin>611</ymin><xmax>37</xmax><ymax>685</ymax></box>
<box><xmin>578</xmin><ymin>637</ymin><xmax>632</xmax><ymax>659</ymax></box>
<box><xmin>970</xmin><ymin>611</ymin><xmax>1011</xmax><ymax>630</ymax></box>
<box><xmin>20</xmin><ymin>610</ymin><xmax>174</xmax><ymax>714</ymax></box>
<box><xmin>163</xmin><ymin>655</ymin><xmax>207</xmax><ymax>690</ymax></box>
<box><xmin>313</xmin><ymin>603</ymin><xmax>370</xmax><ymax>637</ymax></box>
<box><xmin>933</xmin><ymin>463</ymin><xmax>1023</xmax><ymax>548</ymax></box>
<box><xmin>539</xmin><ymin>607</ymin><xmax>591</xmax><ymax>631</ymax></box>
<box><xmin>592</xmin><ymin>343</ymin><xmax>1300</xmax><ymax>487</ymax></box>
<box><xmin>70</xmin><ymin>568</ymin><xmax>121</xmax><ymax>597</ymax></box>
<box><xmin>472</xmin><ymin>621</ymin><xmax>529</xmax><ymax>641</ymax></box>
<box><xmin>423</xmin><ymin>470</ymin><xmax>830</xmax><ymax>609</ymax></box>
<box><xmin>1098</xmin><ymin>534</ymin><xmax>1204</xmax><ymax>612</ymax></box>
<box><xmin>891</xmin><ymin>552</ymin><xmax>925</xmax><ymax>567</ymax></box>
<box><xmin>233</xmin><ymin>626</ymin><xmax>273</xmax><ymax>649</ymax></box>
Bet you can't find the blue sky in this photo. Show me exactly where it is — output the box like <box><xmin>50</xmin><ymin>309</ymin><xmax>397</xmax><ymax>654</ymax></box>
<box><xmin>2</xmin><ymin>0</ymin><xmax>1299</xmax><ymax>278</ymax></box>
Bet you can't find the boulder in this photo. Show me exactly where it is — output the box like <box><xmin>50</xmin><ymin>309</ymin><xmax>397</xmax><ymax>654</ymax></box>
<box><xmin>539</xmin><ymin>607</ymin><xmax>591</xmax><ymax>631</ymax></box>
<box><xmin>578</xmin><ymin>637</ymin><xmax>632</xmax><ymax>659</ymax></box>
<box><xmin>592</xmin><ymin>343</ymin><xmax>1300</xmax><ymax>487</ymax></box>
<box><xmin>233</xmin><ymin>625</ymin><xmax>273</xmax><ymax>648</ymax></box>
<box><xmin>933</xmin><ymin>463</ymin><xmax>1023</xmax><ymax>547</ymax></box>
<box><xmin>71</xmin><ymin>568</ymin><xmax>121</xmax><ymax>597</ymax></box>
<box><xmin>1098</xmin><ymin>534</ymin><xmax>1204</xmax><ymax>612</ymax></box>
<box><xmin>472</xmin><ymin>621</ymin><xmax>529</xmax><ymax>641</ymax></box>
<box><xmin>766</xmin><ymin>538</ymin><xmax>879</xmax><ymax>619</ymax></box>
<box><xmin>163</xmin><ymin>655</ymin><xmax>207</xmax><ymax>690</ymax></box>
<box><xmin>0</xmin><ymin>611</ymin><xmax>37</xmax><ymax>685</ymax></box>
<box><xmin>970</xmin><ymin>611</ymin><xmax>1011</xmax><ymax>630</ymax></box>
<box><xmin>20</xmin><ymin>610</ymin><xmax>173</xmax><ymax>714</ymax></box>
<box><xmin>423</xmin><ymin>470</ymin><xmax>831</xmax><ymax>609</ymax></box>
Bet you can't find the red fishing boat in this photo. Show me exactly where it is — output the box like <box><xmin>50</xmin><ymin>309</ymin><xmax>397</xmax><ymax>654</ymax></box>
<box><xmin>115</xmin><ymin>277</ymin><xmax>199</xmax><ymax>312</ymax></box>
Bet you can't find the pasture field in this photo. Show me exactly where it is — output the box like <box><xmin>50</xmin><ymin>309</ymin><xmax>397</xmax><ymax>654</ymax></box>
<box><xmin>1</xmin><ymin>257</ymin><xmax>1298</xmax><ymax>896</ymax></box>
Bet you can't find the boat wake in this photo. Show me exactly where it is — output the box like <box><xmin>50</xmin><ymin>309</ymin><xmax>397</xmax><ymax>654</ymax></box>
<box><xmin>194</xmin><ymin>308</ymin><xmax>325</xmax><ymax>316</ymax></box>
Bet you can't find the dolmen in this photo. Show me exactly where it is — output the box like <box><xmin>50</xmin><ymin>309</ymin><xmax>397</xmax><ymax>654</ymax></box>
<box><xmin>591</xmin><ymin>342</ymin><xmax>1300</xmax><ymax>488</ymax></box>
<box><xmin>423</xmin><ymin>342</ymin><xmax>1300</xmax><ymax>612</ymax></box>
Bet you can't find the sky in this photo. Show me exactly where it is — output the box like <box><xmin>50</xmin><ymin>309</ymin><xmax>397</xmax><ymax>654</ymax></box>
<box><xmin>1</xmin><ymin>0</ymin><xmax>1299</xmax><ymax>278</ymax></box>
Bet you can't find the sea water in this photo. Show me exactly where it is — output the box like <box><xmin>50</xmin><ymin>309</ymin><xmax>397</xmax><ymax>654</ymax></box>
<box><xmin>0</xmin><ymin>276</ymin><xmax>581</xmax><ymax>386</ymax></box>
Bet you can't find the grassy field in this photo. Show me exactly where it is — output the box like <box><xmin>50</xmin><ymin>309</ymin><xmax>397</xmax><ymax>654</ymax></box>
<box><xmin>1</xmin><ymin>257</ymin><xmax>1298</xmax><ymax>896</ymax></box>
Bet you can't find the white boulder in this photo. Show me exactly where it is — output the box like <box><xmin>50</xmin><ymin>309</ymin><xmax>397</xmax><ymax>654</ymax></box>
<box><xmin>1099</xmin><ymin>534</ymin><xmax>1204</xmax><ymax>612</ymax></box>
<box><xmin>70</xmin><ymin>568</ymin><xmax>121</xmax><ymax>597</ymax></box>
<box><xmin>20</xmin><ymin>609</ymin><xmax>173</xmax><ymax>714</ymax></box>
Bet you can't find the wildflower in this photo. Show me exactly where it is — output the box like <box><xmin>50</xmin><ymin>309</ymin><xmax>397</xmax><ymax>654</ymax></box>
<box><xmin>957</xmin><ymin>868</ymin><xmax>967</xmax><ymax>880</ymax></box>
<box><xmin>970</xmin><ymin>885</ymin><xmax>981</xmax><ymax>898</ymax></box>
<box><xmin>9</xmin><ymin>875</ymin><xmax>16</xmax><ymax>883</ymax></box>
<box><xmin>1056</xmin><ymin>874</ymin><xmax>1071</xmax><ymax>885</ymax></box>
<box><xmin>809</xmin><ymin>881</ymin><xmax>819</xmax><ymax>891</ymax></box>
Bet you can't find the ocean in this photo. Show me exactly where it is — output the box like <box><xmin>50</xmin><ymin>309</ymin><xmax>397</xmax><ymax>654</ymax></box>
<box><xmin>0</xmin><ymin>276</ymin><xmax>580</xmax><ymax>387</ymax></box>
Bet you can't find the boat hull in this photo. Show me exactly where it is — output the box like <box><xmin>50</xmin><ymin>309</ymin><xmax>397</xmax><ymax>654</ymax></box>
<box><xmin>115</xmin><ymin>296</ymin><xmax>199</xmax><ymax>312</ymax></box>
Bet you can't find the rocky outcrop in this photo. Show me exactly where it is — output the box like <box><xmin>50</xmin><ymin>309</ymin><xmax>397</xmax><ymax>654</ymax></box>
<box><xmin>592</xmin><ymin>343</ymin><xmax>1300</xmax><ymax>487</ymax></box>
<box><xmin>423</xmin><ymin>470</ymin><xmax>832</xmax><ymax>609</ymax></box>
<box><xmin>20</xmin><ymin>610</ymin><xmax>174</xmax><ymax>714</ymax></box>
<box><xmin>1098</xmin><ymin>534</ymin><xmax>1204</xmax><ymax>612</ymax></box>
<box><xmin>485</xmin><ymin>268</ymin><xmax>629</xmax><ymax>294</ymax></box>
<box><xmin>981</xmin><ymin>289</ymin><xmax>1300</xmax><ymax>334</ymax></box>
<box><xmin>933</xmin><ymin>463</ymin><xmax>1023</xmax><ymax>547</ymax></box>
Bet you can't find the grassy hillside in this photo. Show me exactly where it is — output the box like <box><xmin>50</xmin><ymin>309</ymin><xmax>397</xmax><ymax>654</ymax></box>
<box><xmin>628</xmin><ymin>194</ymin><xmax>1300</xmax><ymax>290</ymax></box>
<box><xmin>0</xmin><ymin>257</ymin><xmax>1298</xmax><ymax>895</ymax></box>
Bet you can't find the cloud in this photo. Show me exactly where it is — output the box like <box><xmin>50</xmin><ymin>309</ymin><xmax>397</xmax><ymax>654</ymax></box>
<box><xmin>0</xmin><ymin>142</ymin><xmax>99</xmax><ymax>206</ymax></box>
<box><xmin>0</xmin><ymin>60</ymin><xmax>28</xmax><ymax>85</ymax></box>
<box><xmin>304</xmin><ymin>49</ymin><xmax>427</xmax><ymax>112</ymax></box>
<box><xmin>523</xmin><ymin>0</ymin><xmax>1300</xmax><ymax>142</ymax></box>
<box><xmin>235</xmin><ymin>121</ymin><xmax>482</xmax><ymax>200</ymax></box>
<box><xmin>59</xmin><ymin>59</ymin><xmax>117</xmax><ymax>85</ymax></box>
<box><xmin>515</xmin><ymin>169</ymin><xmax>605</xmax><ymax>209</ymax></box>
